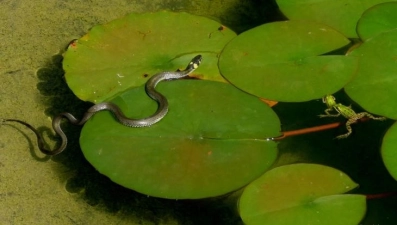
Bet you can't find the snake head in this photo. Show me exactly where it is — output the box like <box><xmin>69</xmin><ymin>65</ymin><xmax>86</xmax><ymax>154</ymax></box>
<box><xmin>188</xmin><ymin>55</ymin><xmax>202</xmax><ymax>70</ymax></box>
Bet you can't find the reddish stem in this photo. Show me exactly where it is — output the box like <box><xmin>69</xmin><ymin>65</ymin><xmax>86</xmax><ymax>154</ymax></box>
<box><xmin>366</xmin><ymin>192</ymin><xmax>397</xmax><ymax>200</ymax></box>
<box><xmin>273</xmin><ymin>122</ymin><xmax>342</xmax><ymax>140</ymax></box>
<box><xmin>273</xmin><ymin>118</ymin><xmax>370</xmax><ymax>140</ymax></box>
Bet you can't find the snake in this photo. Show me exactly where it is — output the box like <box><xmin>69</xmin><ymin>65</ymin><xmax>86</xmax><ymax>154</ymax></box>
<box><xmin>3</xmin><ymin>55</ymin><xmax>202</xmax><ymax>156</ymax></box>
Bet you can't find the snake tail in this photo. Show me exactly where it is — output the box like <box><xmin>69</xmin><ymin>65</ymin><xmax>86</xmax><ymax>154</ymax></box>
<box><xmin>2</xmin><ymin>55</ymin><xmax>202</xmax><ymax>155</ymax></box>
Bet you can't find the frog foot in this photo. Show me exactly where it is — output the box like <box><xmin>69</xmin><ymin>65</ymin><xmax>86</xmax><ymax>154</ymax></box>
<box><xmin>335</xmin><ymin>112</ymin><xmax>386</xmax><ymax>139</ymax></box>
<box><xmin>335</xmin><ymin>118</ymin><xmax>355</xmax><ymax>139</ymax></box>
<box><xmin>364</xmin><ymin>113</ymin><xmax>387</xmax><ymax>121</ymax></box>
<box><xmin>335</xmin><ymin>132</ymin><xmax>351</xmax><ymax>139</ymax></box>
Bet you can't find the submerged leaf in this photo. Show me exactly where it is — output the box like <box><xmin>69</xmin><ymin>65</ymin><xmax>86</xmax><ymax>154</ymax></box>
<box><xmin>219</xmin><ymin>21</ymin><xmax>356</xmax><ymax>102</ymax></box>
<box><xmin>239</xmin><ymin>164</ymin><xmax>366</xmax><ymax>225</ymax></box>
<box><xmin>80</xmin><ymin>80</ymin><xmax>280</xmax><ymax>199</ymax></box>
<box><xmin>63</xmin><ymin>11</ymin><xmax>235</xmax><ymax>103</ymax></box>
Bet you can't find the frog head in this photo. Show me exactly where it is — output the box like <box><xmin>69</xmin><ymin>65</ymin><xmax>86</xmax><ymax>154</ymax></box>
<box><xmin>322</xmin><ymin>95</ymin><xmax>337</xmax><ymax>108</ymax></box>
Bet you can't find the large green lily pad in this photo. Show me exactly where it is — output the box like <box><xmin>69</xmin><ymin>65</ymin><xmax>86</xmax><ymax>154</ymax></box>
<box><xmin>357</xmin><ymin>2</ymin><xmax>397</xmax><ymax>41</ymax></box>
<box><xmin>218</xmin><ymin>20</ymin><xmax>357</xmax><ymax>102</ymax></box>
<box><xmin>345</xmin><ymin>30</ymin><xmax>397</xmax><ymax>119</ymax></box>
<box><xmin>276</xmin><ymin>0</ymin><xmax>391</xmax><ymax>38</ymax></box>
<box><xmin>381</xmin><ymin>121</ymin><xmax>397</xmax><ymax>181</ymax></box>
<box><xmin>239</xmin><ymin>164</ymin><xmax>366</xmax><ymax>225</ymax></box>
<box><xmin>63</xmin><ymin>11</ymin><xmax>235</xmax><ymax>103</ymax></box>
<box><xmin>80</xmin><ymin>80</ymin><xmax>280</xmax><ymax>199</ymax></box>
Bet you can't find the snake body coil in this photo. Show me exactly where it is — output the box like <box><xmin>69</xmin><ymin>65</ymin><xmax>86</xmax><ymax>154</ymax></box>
<box><xmin>3</xmin><ymin>55</ymin><xmax>202</xmax><ymax>155</ymax></box>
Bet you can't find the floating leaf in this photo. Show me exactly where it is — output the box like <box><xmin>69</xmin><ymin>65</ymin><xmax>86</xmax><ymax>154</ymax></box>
<box><xmin>357</xmin><ymin>2</ymin><xmax>397</xmax><ymax>41</ymax></box>
<box><xmin>63</xmin><ymin>11</ymin><xmax>235</xmax><ymax>103</ymax></box>
<box><xmin>276</xmin><ymin>0</ymin><xmax>391</xmax><ymax>38</ymax></box>
<box><xmin>345</xmin><ymin>30</ymin><xmax>397</xmax><ymax>119</ymax></box>
<box><xmin>80</xmin><ymin>80</ymin><xmax>280</xmax><ymax>199</ymax></box>
<box><xmin>218</xmin><ymin>20</ymin><xmax>357</xmax><ymax>102</ymax></box>
<box><xmin>381</xmin><ymin>122</ymin><xmax>397</xmax><ymax>180</ymax></box>
<box><xmin>239</xmin><ymin>163</ymin><xmax>366</xmax><ymax>225</ymax></box>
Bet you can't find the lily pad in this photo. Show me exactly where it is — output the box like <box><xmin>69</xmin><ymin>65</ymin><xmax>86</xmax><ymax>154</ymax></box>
<box><xmin>381</xmin><ymin>122</ymin><xmax>397</xmax><ymax>181</ymax></box>
<box><xmin>357</xmin><ymin>2</ymin><xmax>397</xmax><ymax>41</ymax></box>
<box><xmin>218</xmin><ymin>20</ymin><xmax>357</xmax><ymax>102</ymax></box>
<box><xmin>63</xmin><ymin>11</ymin><xmax>235</xmax><ymax>103</ymax></box>
<box><xmin>239</xmin><ymin>164</ymin><xmax>366</xmax><ymax>225</ymax></box>
<box><xmin>80</xmin><ymin>80</ymin><xmax>280</xmax><ymax>199</ymax></box>
<box><xmin>345</xmin><ymin>30</ymin><xmax>397</xmax><ymax>119</ymax></box>
<box><xmin>276</xmin><ymin>0</ymin><xmax>391</xmax><ymax>38</ymax></box>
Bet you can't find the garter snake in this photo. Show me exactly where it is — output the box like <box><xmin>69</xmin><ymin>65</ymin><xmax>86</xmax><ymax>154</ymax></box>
<box><xmin>3</xmin><ymin>55</ymin><xmax>202</xmax><ymax>155</ymax></box>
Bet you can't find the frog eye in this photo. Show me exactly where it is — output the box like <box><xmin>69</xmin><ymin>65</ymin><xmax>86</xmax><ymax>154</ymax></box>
<box><xmin>322</xmin><ymin>95</ymin><xmax>336</xmax><ymax>103</ymax></box>
<box><xmin>322</xmin><ymin>96</ymin><xmax>328</xmax><ymax>103</ymax></box>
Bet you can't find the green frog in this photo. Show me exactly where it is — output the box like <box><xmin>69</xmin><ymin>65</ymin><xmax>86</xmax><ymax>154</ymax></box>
<box><xmin>319</xmin><ymin>95</ymin><xmax>386</xmax><ymax>139</ymax></box>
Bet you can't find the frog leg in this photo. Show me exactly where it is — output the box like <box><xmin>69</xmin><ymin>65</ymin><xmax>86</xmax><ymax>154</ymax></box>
<box><xmin>335</xmin><ymin>113</ymin><xmax>366</xmax><ymax>139</ymax></box>
<box><xmin>318</xmin><ymin>108</ymin><xmax>340</xmax><ymax>118</ymax></box>
<box><xmin>362</xmin><ymin>112</ymin><xmax>387</xmax><ymax>121</ymax></box>
<box><xmin>335</xmin><ymin>123</ymin><xmax>353</xmax><ymax>139</ymax></box>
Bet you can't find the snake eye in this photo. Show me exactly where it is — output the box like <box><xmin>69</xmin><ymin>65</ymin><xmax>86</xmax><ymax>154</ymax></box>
<box><xmin>218</xmin><ymin>25</ymin><xmax>226</xmax><ymax>31</ymax></box>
